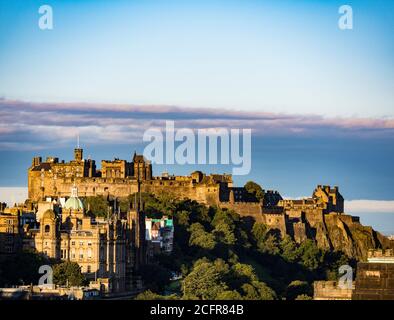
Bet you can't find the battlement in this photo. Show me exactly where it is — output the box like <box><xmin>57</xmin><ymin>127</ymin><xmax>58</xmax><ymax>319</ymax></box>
<box><xmin>367</xmin><ymin>249</ymin><xmax>394</xmax><ymax>263</ymax></box>
<box><xmin>313</xmin><ymin>281</ymin><xmax>354</xmax><ymax>300</ymax></box>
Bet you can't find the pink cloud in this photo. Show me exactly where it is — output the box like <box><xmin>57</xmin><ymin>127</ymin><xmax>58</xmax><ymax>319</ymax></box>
<box><xmin>0</xmin><ymin>99</ymin><xmax>393</xmax><ymax>150</ymax></box>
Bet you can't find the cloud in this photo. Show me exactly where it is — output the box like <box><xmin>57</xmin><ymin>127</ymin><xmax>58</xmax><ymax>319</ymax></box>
<box><xmin>345</xmin><ymin>200</ymin><xmax>394</xmax><ymax>213</ymax></box>
<box><xmin>1</xmin><ymin>99</ymin><xmax>394</xmax><ymax>150</ymax></box>
<box><xmin>0</xmin><ymin>187</ymin><xmax>28</xmax><ymax>206</ymax></box>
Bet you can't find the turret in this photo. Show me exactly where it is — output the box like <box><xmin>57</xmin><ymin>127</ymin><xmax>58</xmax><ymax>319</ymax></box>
<box><xmin>74</xmin><ymin>148</ymin><xmax>83</xmax><ymax>162</ymax></box>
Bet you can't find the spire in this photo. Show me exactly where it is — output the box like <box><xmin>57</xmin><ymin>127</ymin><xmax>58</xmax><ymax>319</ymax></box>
<box><xmin>71</xmin><ymin>184</ymin><xmax>78</xmax><ymax>198</ymax></box>
<box><xmin>77</xmin><ymin>133</ymin><xmax>80</xmax><ymax>149</ymax></box>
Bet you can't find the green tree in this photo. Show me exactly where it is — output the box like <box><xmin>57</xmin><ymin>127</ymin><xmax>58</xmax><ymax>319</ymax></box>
<box><xmin>280</xmin><ymin>235</ymin><xmax>300</xmax><ymax>263</ymax></box>
<box><xmin>323</xmin><ymin>250</ymin><xmax>352</xmax><ymax>280</ymax></box>
<box><xmin>216</xmin><ymin>290</ymin><xmax>243</xmax><ymax>300</ymax></box>
<box><xmin>176</xmin><ymin>210</ymin><xmax>190</xmax><ymax>227</ymax></box>
<box><xmin>244</xmin><ymin>181</ymin><xmax>264</xmax><ymax>201</ymax></box>
<box><xmin>211</xmin><ymin>208</ymin><xmax>239</xmax><ymax>229</ymax></box>
<box><xmin>188</xmin><ymin>223</ymin><xmax>216</xmax><ymax>250</ymax></box>
<box><xmin>232</xmin><ymin>263</ymin><xmax>258</xmax><ymax>282</ymax></box>
<box><xmin>258</xmin><ymin>234</ymin><xmax>280</xmax><ymax>255</ymax></box>
<box><xmin>182</xmin><ymin>259</ymin><xmax>229</xmax><ymax>300</ymax></box>
<box><xmin>285</xmin><ymin>280</ymin><xmax>312</xmax><ymax>300</ymax></box>
<box><xmin>213</xmin><ymin>221</ymin><xmax>236</xmax><ymax>245</ymax></box>
<box><xmin>135</xmin><ymin>290</ymin><xmax>178</xmax><ymax>300</ymax></box>
<box><xmin>0</xmin><ymin>251</ymin><xmax>50</xmax><ymax>287</ymax></box>
<box><xmin>252</xmin><ymin>222</ymin><xmax>268</xmax><ymax>241</ymax></box>
<box><xmin>241</xmin><ymin>281</ymin><xmax>276</xmax><ymax>300</ymax></box>
<box><xmin>82</xmin><ymin>195</ymin><xmax>109</xmax><ymax>217</ymax></box>
<box><xmin>53</xmin><ymin>261</ymin><xmax>86</xmax><ymax>287</ymax></box>
<box><xmin>297</xmin><ymin>240</ymin><xmax>323</xmax><ymax>271</ymax></box>
<box><xmin>119</xmin><ymin>196</ymin><xmax>131</xmax><ymax>213</ymax></box>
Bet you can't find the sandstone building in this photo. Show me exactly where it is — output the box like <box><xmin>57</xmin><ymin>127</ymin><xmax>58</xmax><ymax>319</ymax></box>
<box><xmin>353</xmin><ymin>249</ymin><xmax>394</xmax><ymax>300</ymax></box>
<box><xmin>18</xmin><ymin>184</ymin><xmax>148</xmax><ymax>294</ymax></box>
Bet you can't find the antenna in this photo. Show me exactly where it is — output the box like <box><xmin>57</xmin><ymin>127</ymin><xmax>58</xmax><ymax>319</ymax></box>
<box><xmin>77</xmin><ymin>133</ymin><xmax>80</xmax><ymax>149</ymax></box>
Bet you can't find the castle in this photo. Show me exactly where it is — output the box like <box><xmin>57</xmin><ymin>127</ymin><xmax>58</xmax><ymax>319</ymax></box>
<box><xmin>27</xmin><ymin>147</ymin><xmax>391</xmax><ymax>259</ymax></box>
<box><xmin>27</xmin><ymin>148</ymin><xmax>345</xmax><ymax>232</ymax></box>
<box><xmin>0</xmin><ymin>145</ymin><xmax>391</xmax><ymax>298</ymax></box>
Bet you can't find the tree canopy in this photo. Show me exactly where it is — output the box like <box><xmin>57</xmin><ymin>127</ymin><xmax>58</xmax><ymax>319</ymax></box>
<box><xmin>134</xmin><ymin>194</ymin><xmax>352</xmax><ymax>300</ymax></box>
<box><xmin>53</xmin><ymin>261</ymin><xmax>86</xmax><ymax>287</ymax></box>
<box><xmin>244</xmin><ymin>181</ymin><xmax>264</xmax><ymax>201</ymax></box>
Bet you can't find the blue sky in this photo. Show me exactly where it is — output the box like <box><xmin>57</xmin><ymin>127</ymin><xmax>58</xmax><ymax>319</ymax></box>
<box><xmin>0</xmin><ymin>1</ymin><xmax>393</xmax><ymax>233</ymax></box>
<box><xmin>0</xmin><ymin>0</ymin><xmax>393</xmax><ymax>117</ymax></box>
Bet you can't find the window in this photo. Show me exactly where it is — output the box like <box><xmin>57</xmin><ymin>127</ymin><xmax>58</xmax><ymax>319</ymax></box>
<box><xmin>79</xmin><ymin>248</ymin><xmax>84</xmax><ymax>259</ymax></box>
<box><xmin>87</xmin><ymin>265</ymin><xmax>91</xmax><ymax>273</ymax></box>
<box><xmin>71</xmin><ymin>241</ymin><xmax>75</xmax><ymax>246</ymax></box>
<box><xmin>87</xmin><ymin>248</ymin><xmax>92</xmax><ymax>259</ymax></box>
<box><xmin>71</xmin><ymin>248</ymin><xmax>76</xmax><ymax>259</ymax></box>
<box><xmin>44</xmin><ymin>225</ymin><xmax>50</xmax><ymax>233</ymax></box>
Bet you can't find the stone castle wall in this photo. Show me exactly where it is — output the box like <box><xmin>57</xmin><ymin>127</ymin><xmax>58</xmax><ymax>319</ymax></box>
<box><xmin>28</xmin><ymin>172</ymin><xmax>139</xmax><ymax>200</ymax></box>
<box><xmin>353</xmin><ymin>262</ymin><xmax>394</xmax><ymax>300</ymax></box>
<box><xmin>313</xmin><ymin>281</ymin><xmax>353</xmax><ymax>300</ymax></box>
<box><xmin>219</xmin><ymin>202</ymin><xmax>264</xmax><ymax>223</ymax></box>
<box><xmin>28</xmin><ymin>170</ymin><xmax>224</xmax><ymax>206</ymax></box>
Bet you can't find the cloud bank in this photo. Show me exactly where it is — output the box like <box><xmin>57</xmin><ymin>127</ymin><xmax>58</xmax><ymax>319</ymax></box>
<box><xmin>0</xmin><ymin>187</ymin><xmax>28</xmax><ymax>206</ymax></box>
<box><xmin>345</xmin><ymin>200</ymin><xmax>394</xmax><ymax>214</ymax></box>
<box><xmin>1</xmin><ymin>99</ymin><xmax>394</xmax><ymax>150</ymax></box>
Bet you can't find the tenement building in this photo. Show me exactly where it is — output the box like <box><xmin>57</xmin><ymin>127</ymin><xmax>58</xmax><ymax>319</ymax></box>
<box><xmin>0</xmin><ymin>205</ymin><xmax>36</xmax><ymax>254</ymax></box>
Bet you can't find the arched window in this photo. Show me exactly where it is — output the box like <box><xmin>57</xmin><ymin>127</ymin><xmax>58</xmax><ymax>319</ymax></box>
<box><xmin>44</xmin><ymin>225</ymin><xmax>50</xmax><ymax>233</ymax></box>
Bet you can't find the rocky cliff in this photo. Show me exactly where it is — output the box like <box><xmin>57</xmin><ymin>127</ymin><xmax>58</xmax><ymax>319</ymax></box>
<box><xmin>297</xmin><ymin>213</ymin><xmax>393</xmax><ymax>261</ymax></box>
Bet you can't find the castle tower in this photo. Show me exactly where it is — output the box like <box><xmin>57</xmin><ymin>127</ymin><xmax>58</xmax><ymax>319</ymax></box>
<box><xmin>132</xmin><ymin>152</ymin><xmax>152</xmax><ymax>181</ymax></box>
<box><xmin>74</xmin><ymin>148</ymin><xmax>83</xmax><ymax>162</ymax></box>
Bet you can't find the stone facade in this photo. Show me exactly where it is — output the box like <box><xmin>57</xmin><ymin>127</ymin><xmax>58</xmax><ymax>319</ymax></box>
<box><xmin>28</xmin><ymin>149</ymin><xmax>151</xmax><ymax>202</ymax></box>
<box><xmin>313</xmin><ymin>281</ymin><xmax>354</xmax><ymax>300</ymax></box>
<box><xmin>0</xmin><ymin>211</ymin><xmax>20</xmax><ymax>254</ymax></box>
<box><xmin>353</xmin><ymin>249</ymin><xmax>394</xmax><ymax>300</ymax></box>
<box><xmin>19</xmin><ymin>186</ymin><xmax>148</xmax><ymax>294</ymax></box>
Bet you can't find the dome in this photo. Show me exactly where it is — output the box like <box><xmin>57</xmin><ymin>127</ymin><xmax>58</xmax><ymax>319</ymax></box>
<box><xmin>64</xmin><ymin>197</ymin><xmax>84</xmax><ymax>211</ymax></box>
<box><xmin>42</xmin><ymin>209</ymin><xmax>56</xmax><ymax>220</ymax></box>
